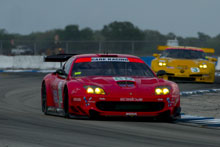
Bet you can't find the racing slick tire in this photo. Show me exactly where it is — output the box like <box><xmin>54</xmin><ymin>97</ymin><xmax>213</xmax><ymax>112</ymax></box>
<box><xmin>41</xmin><ymin>82</ymin><xmax>48</xmax><ymax>115</ymax></box>
<box><xmin>156</xmin><ymin>111</ymin><xmax>175</xmax><ymax>122</ymax></box>
<box><xmin>157</xmin><ymin>107</ymin><xmax>181</xmax><ymax>122</ymax></box>
<box><xmin>64</xmin><ymin>87</ymin><xmax>70</xmax><ymax>118</ymax></box>
<box><xmin>89</xmin><ymin>110</ymin><xmax>101</xmax><ymax>120</ymax></box>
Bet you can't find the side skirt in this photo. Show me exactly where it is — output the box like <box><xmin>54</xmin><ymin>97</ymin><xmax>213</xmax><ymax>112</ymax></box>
<box><xmin>46</xmin><ymin>106</ymin><xmax>65</xmax><ymax>116</ymax></box>
<box><xmin>46</xmin><ymin>106</ymin><xmax>88</xmax><ymax>119</ymax></box>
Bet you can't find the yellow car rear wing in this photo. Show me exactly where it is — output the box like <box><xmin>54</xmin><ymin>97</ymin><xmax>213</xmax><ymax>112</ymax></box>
<box><xmin>157</xmin><ymin>45</ymin><xmax>215</xmax><ymax>53</ymax></box>
<box><xmin>200</xmin><ymin>48</ymin><xmax>215</xmax><ymax>53</ymax></box>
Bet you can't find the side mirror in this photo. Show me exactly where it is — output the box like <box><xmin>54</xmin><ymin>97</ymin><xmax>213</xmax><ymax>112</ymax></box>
<box><xmin>206</xmin><ymin>56</ymin><xmax>217</xmax><ymax>62</ymax></box>
<box><xmin>56</xmin><ymin>69</ymin><xmax>67</xmax><ymax>78</ymax></box>
<box><xmin>153</xmin><ymin>53</ymin><xmax>160</xmax><ymax>58</ymax></box>
<box><xmin>210</xmin><ymin>58</ymin><xmax>217</xmax><ymax>62</ymax></box>
<box><xmin>156</xmin><ymin>70</ymin><xmax>166</xmax><ymax>77</ymax></box>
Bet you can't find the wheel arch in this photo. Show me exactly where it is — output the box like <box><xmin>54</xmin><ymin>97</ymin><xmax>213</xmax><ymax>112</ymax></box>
<box><xmin>63</xmin><ymin>84</ymin><xmax>69</xmax><ymax>107</ymax></box>
<box><xmin>41</xmin><ymin>79</ymin><xmax>54</xmax><ymax>107</ymax></box>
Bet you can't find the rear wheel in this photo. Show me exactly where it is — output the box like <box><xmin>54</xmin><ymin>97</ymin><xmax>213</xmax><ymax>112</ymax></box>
<box><xmin>41</xmin><ymin>83</ymin><xmax>48</xmax><ymax>115</ymax></box>
<box><xmin>64</xmin><ymin>88</ymin><xmax>70</xmax><ymax>118</ymax></box>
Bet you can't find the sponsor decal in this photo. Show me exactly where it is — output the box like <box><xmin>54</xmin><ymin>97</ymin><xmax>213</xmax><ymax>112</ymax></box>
<box><xmin>120</xmin><ymin>98</ymin><xmax>143</xmax><ymax>101</ymax></box>
<box><xmin>74</xmin><ymin>72</ymin><xmax>81</xmax><ymax>75</ymax></box>
<box><xmin>113</xmin><ymin>77</ymin><xmax>135</xmax><ymax>81</ymax></box>
<box><xmin>126</xmin><ymin>112</ymin><xmax>137</xmax><ymax>116</ymax></box>
<box><xmin>99</xmin><ymin>98</ymin><xmax>106</xmax><ymax>101</ymax></box>
<box><xmin>48</xmin><ymin>107</ymin><xmax>56</xmax><ymax>112</ymax></box>
<box><xmin>83</xmin><ymin>97</ymin><xmax>88</xmax><ymax>106</ymax></box>
<box><xmin>71</xmin><ymin>88</ymin><xmax>81</xmax><ymax>94</ymax></box>
<box><xmin>202</xmin><ymin>74</ymin><xmax>209</xmax><ymax>77</ymax></box>
<box><xmin>88</xmin><ymin>101</ymin><xmax>95</xmax><ymax>103</ymax></box>
<box><xmin>53</xmin><ymin>90</ymin><xmax>58</xmax><ymax>103</ymax></box>
<box><xmin>72</xmin><ymin>98</ymin><xmax>81</xmax><ymax>102</ymax></box>
<box><xmin>88</xmin><ymin>97</ymin><xmax>95</xmax><ymax>103</ymax></box>
<box><xmin>58</xmin><ymin>81</ymin><xmax>64</xmax><ymax>108</ymax></box>
<box><xmin>83</xmin><ymin>97</ymin><xmax>92</xmax><ymax>106</ymax></box>
<box><xmin>157</xmin><ymin>98</ymin><xmax>163</xmax><ymax>101</ymax></box>
<box><xmin>91</xmin><ymin>57</ymin><xmax>129</xmax><ymax>62</ymax></box>
<box><xmin>166</xmin><ymin>97</ymin><xmax>172</xmax><ymax>107</ymax></box>
<box><xmin>166</xmin><ymin>97</ymin><xmax>175</xmax><ymax>107</ymax></box>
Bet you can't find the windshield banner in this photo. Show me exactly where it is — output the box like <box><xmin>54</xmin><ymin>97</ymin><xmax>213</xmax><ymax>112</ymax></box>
<box><xmin>91</xmin><ymin>57</ymin><xmax>129</xmax><ymax>62</ymax></box>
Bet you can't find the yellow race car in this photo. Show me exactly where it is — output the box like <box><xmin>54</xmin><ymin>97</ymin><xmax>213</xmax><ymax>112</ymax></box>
<box><xmin>151</xmin><ymin>46</ymin><xmax>217</xmax><ymax>83</ymax></box>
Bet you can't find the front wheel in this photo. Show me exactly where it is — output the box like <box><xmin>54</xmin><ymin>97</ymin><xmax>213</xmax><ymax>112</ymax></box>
<box><xmin>41</xmin><ymin>83</ymin><xmax>48</xmax><ymax>115</ymax></box>
<box><xmin>89</xmin><ymin>110</ymin><xmax>102</xmax><ymax>120</ymax></box>
<box><xmin>156</xmin><ymin>111</ymin><xmax>175</xmax><ymax>122</ymax></box>
<box><xmin>64</xmin><ymin>88</ymin><xmax>70</xmax><ymax>118</ymax></box>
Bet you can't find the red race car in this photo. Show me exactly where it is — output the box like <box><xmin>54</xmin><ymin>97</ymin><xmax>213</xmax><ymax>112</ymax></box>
<box><xmin>41</xmin><ymin>54</ymin><xmax>181</xmax><ymax>120</ymax></box>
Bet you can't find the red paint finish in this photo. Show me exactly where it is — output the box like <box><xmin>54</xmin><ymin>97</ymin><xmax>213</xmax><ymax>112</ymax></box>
<box><xmin>42</xmin><ymin>54</ymin><xmax>181</xmax><ymax>119</ymax></box>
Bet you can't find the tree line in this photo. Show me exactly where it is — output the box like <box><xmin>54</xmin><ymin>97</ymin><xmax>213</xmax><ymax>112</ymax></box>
<box><xmin>0</xmin><ymin>21</ymin><xmax>220</xmax><ymax>55</ymax></box>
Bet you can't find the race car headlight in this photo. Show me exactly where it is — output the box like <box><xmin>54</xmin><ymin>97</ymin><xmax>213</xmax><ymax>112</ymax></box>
<box><xmin>84</xmin><ymin>86</ymin><xmax>105</xmax><ymax>95</ymax></box>
<box><xmin>155</xmin><ymin>87</ymin><xmax>170</xmax><ymax>95</ymax></box>
<box><xmin>199</xmin><ymin>64</ymin><xmax>207</xmax><ymax>69</ymax></box>
<box><xmin>87</xmin><ymin>87</ymin><xmax>94</xmax><ymax>94</ymax></box>
<box><xmin>95</xmin><ymin>87</ymin><xmax>105</xmax><ymax>94</ymax></box>
<box><xmin>158</xmin><ymin>62</ymin><xmax>167</xmax><ymax>67</ymax></box>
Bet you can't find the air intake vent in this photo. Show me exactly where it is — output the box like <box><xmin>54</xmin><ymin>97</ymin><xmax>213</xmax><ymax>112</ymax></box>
<box><xmin>96</xmin><ymin>102</ymin><xmax>164</xmax><ymax>112</ymax></box>
<box><xmin>117</xmin><ymin>81</ymin><xmax>135</xmax><ymax>87</ymax></box>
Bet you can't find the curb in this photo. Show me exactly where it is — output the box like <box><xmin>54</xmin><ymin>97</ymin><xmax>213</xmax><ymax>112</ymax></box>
<box><xmin>179</xmin><ymin>114</ymin><xmax>220</xmax><ymax>128</ymax></box>
<box><xmin>180</xmin><ymin>89</ymin><xmax>220</xmax><ymax>96</ymax></box>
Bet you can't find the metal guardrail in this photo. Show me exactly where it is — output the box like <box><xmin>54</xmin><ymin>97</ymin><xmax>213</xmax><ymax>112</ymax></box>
<box><xmin>1</xmin><ymin>40</ymin><xmax>219</xmax><ymax>56</ymax></box>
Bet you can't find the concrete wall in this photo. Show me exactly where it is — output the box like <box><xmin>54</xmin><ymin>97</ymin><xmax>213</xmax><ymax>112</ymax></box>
<box><xmin>0</xmin><ymin>55</ymin><xmax>60</xmax><ymax>69</ymax></box>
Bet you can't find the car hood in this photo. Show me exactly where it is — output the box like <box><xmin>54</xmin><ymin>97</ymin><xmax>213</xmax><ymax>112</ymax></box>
<box><xmin>74</xmin><ymin>76</ymin><xmax>169</xmax><ymax>97</ymax></box>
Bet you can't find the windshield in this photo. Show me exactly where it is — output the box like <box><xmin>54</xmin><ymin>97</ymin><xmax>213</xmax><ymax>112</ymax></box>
<box><xmin>161</xmin><ymin>49</ymin><xmax>206</xmax><ymax>59</ymax></box>
<box><xmin>72</xmin><ymin>62</ymin><xmax>155</xmax><ymax>77</ymax></box>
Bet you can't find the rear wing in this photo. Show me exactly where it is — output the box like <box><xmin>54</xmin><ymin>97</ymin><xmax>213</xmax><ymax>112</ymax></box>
<box><xmin>44</xmin><ymin>54</ymin><xmax>77</xmax><ymax>68</ymax></box>
<box><xmin>44</xmin><ymin>54</ymin><xmax>77</xmax><ymax>62</ymax></box>
<box><xmin>157</xmin><ymin>45</ymin><xmax>215</xmax><ymax>53</ymax></box>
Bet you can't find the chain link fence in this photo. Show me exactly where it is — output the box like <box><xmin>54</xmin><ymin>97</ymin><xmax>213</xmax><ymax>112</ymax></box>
<box><xmin>0</xmin><ymin>40</ymin><xmax>219</xmax><ymax>56</ymax></box>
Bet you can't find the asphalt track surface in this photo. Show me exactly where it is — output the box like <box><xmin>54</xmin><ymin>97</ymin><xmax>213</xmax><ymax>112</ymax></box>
<box><xmin>0</xmin><ymin>73</ymin><xmax>220</xmax><ymax>147</ymax></box>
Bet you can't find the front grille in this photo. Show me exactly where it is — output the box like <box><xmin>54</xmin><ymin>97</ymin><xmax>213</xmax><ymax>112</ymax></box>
<box><xmin>190</xmin><ymin>74</ymin><xmax>203</xmax><ymax>77</ymax></box>
<box><xmin>168</xmin><ymin>77</ymin><xmax>195</xmax><ymax>82</ymax></box>
<box><xmin>96</xmin><ymin>102</ymin><xmax>164</xmax><ymax>112</ymax></box>
<box><xmin>166</xmin><ymin>73</ymin><xmax>175</xmax><ymax>76</ymax></box>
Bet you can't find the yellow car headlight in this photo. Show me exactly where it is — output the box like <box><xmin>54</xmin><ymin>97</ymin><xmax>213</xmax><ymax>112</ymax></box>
<box><xmin>155</xmin><ymin>87</ymin><xmax>170</xmax><ymax>95</ymax></box>
<box><xmin>158</xmin><ymin>62</ymin><xmax>167</xmax><ymax>67</ymax></box>
<box><xmin>84</xmin><ymin>86</ymin><xmax>105</xmax><ymax>95</ymax></box>
<box><xmin>199</xmin><ymin>64</ymin><xmax>207</xmax><ymax>69</ymax></box>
